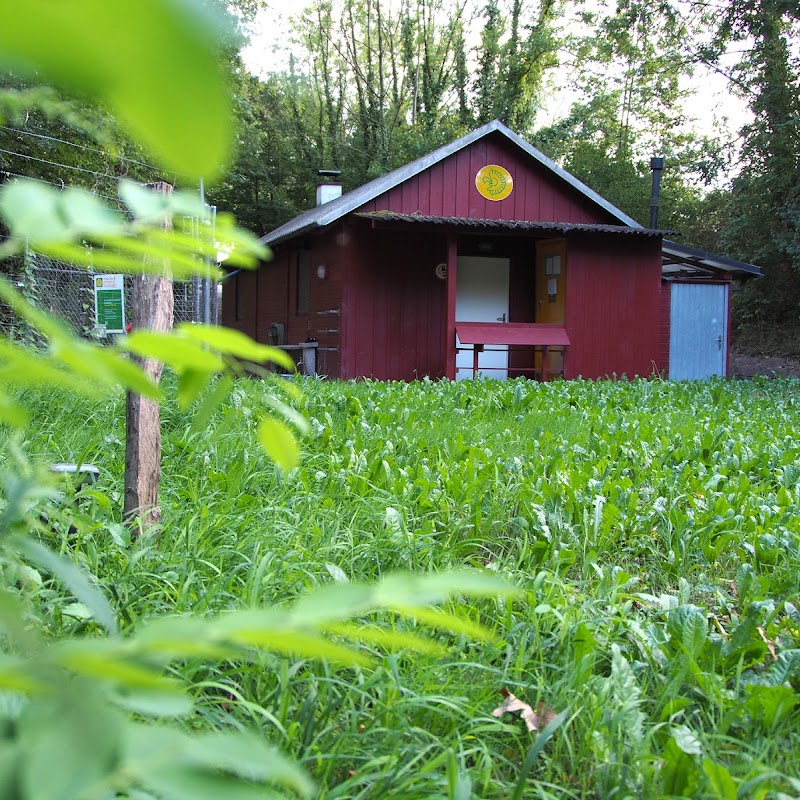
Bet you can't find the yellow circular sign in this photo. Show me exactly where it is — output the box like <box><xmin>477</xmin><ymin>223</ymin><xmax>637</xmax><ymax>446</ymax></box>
<box><xmin>475</xmin><ymin>164</ymin><xmax>513</xmax><ymax>201</ymax></box>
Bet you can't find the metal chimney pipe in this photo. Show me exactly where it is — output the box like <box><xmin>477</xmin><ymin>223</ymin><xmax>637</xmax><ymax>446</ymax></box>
<box><xmin>649</xmin><ymin>157</ymin><xmax>664</xmax><ymax>229</ymax></box>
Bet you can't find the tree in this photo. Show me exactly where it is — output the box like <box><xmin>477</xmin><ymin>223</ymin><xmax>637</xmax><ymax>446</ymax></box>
<box><xmin>702</xmin><ymin>0</ymin><xmax>800</xmax><ymax>350</ymax></box>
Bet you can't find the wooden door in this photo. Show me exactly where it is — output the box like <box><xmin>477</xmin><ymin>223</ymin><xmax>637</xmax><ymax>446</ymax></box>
<box><xmin>535</xmin><ymin>239</ymin><xmax>567</xmax><ymax>375</ymax></box>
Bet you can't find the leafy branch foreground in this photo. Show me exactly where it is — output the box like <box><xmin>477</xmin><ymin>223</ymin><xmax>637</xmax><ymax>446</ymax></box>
<box><xmin>7</xmin><ymin>376</ymin><xmax>800</xmax><ymax>799</ymax></box>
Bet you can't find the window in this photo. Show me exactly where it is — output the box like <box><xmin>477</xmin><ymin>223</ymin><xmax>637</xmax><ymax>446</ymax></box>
<box><xmin>297</xmin><ymin>250</ymin><xmax>310</xmax><ymax>315</ymax></box>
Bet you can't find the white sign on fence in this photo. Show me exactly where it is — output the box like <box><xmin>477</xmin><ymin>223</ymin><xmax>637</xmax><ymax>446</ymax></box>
<box><xmin>94</xmin><ymin>274</ymin><xmax>126</xmax><ymax>336</ymax></box>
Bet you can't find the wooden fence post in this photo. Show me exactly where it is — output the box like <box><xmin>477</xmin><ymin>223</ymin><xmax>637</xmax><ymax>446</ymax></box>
<box><xmin>124</xmin><ymin>181</ymin><xmax>174</xmax><ymax>534</ymax></box>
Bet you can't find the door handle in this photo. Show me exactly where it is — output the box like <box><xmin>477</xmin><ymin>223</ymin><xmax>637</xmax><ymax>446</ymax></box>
<box><xmin>497</xmin><ymin>313</ymin><xmax>506</xmax><ymax>323</ymax></box>
<box><xmin>716</xmin><ymin>335</ymin><xmax>722</xmax><ymax>350</ymax></box>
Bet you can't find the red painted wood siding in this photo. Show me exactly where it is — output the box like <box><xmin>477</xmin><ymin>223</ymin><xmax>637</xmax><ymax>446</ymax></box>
<box><xmin>362</xmin><ymin>132</ymin><xmax>618</xmax><ymax>224</ymax></box>
<box><xmin>221</xmin><ymin>241</ymin><xmax>345</xmax><ymax>377</ymax></box>
<box><xmin>346</xmin><ymin>227</ymin><xmax>447</xmax><ymax>380</ymax></box>
<box><xmin>564</xmin><ymin>236</ymin><xmax>663</xmax><ymax>380</ymax></box>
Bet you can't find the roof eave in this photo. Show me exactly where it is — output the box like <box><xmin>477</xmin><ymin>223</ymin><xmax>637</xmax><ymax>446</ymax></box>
<box><xmin>662</xmin><ymin>239</ymin><xmax>763</xmax><ymax>278</ymax></box>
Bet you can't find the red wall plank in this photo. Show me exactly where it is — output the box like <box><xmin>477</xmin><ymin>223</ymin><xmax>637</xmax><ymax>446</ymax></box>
<box><xmin>220</xmin><ymin>233</ymin><xmax>347</xmax><ymax>377</ymax></box>
<box><xmin>346</xmin><ymin>227</ymin><xmax>447</xmax><ymax>380</ymax></box>
<box><xmin>360</xmin><ymin>132</ymin><xmax>615</xmax><ymax>224</ymax></box>
<box><xmin>564</xmin><ymin>236</ymin><xmax>662</xmax><ymax>380</ymax></box>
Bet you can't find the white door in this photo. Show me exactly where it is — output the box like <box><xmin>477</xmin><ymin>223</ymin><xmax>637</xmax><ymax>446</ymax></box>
<box><xmin>456</xmin><ymin>256</ymin><xmax>510</xmax><ymax>380</ymax></box>
<box><xmin>669</xmin><ymin>283</ymin><xmax>728</xmax><ymax>380</ymax></box>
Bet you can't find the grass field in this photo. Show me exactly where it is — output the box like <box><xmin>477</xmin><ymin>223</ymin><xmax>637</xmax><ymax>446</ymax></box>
<box><xmin>8</xmin><ymin>376</ymin><xmax>800</xmax><ymax>798</ymax></box>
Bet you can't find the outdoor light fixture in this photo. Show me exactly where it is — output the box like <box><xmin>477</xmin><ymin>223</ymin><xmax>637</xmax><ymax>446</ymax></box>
<box><xmin>477</xmin><ymin>240</ymin><xmax>494</xmax><ymax>253</ymax></box>
<box><xmin>316</xmin><ymin>264</ymin><xmax>328</xmax><ymax>280</ymax></box>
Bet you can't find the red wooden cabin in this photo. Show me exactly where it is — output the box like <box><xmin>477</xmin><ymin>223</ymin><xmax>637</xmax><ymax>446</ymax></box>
<box><xmin>222</xmin><ymin>121</ymin><xmax>760</xmax><ymax>381</ymax></box>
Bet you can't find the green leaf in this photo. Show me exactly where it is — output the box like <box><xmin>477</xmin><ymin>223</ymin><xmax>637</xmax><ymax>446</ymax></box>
<box><xmin>181</xmin><ymin>732</ymin><xmax>314</xmax><ymax>795</ymax></box>
<box><xmin>91</xmin><ymin>347</ymin><xmax>161</xmax><ymax>399</ymax></box>
<box><xmin>392</xmin><ymin>606</ymin><xmax>497</xmax><ymax>641</ymax></box>
<box><xmin>13</xmin><ymin>537</ymin><xmax>118</xmax><ymax>636</ymax></box>
<box><xmin>257</xmin><ymin>416</ymin><xmax>300</xmax><ymax>472</ymax></box>
<box><xmin>0</xmin><ymin>390</ymin><xmax>30</xmax><ymax>427</ymax></box>
<box><xmin>130</xmin><ymin>616</ymin><xmax>236</xmax><ymax>662</ymax></box>
<box><xmin>324</xmin><ymin>622</ymin><xmax>448</xmax><ymax>655</ymax></box>
<box><xmin>262</xmin><ymin>395</ymin><xmax>311</xmax><ymax>436</ymax></box>
<box><xmin>138</xmin><ymin>766</ymin><xmax>284</xmax><ymax>800</ymax></box>
<box><xmin>0</xmin><ymin>278</ymin><xmax>158</xmax><ymax>399</ymax></box>
<box><xmin>62</xmin><ymin>602</ymin><xmax>93</xmax><ymax>621</ymax></box>
<box><xmin>0</xmin><ymin>275</ymin><xmax>74</xmax><ymax>342</ymax></box>
<box><xmin>209</xmin><ymin>612</ymin><xmax>371</xmax><ymax>667</ymax></box>
<box><xmin>660</xmin><ymin>737</ymin><xmax>696</xmax><ymax>797</ymax></box>
<box><xmin>112</xmin><ymin>689</ymin><xmax>194</xmax><ymax>718</ymax></box>
<box><xmin>48</xmin><ymin>640</ymin><xmax>180</xmax><ymax>690</ymax></box>
<box><xmin>91</xmin><ymin>234</ymin><xmax>216</xmax><ymax>280</ymax></box>
<box><xmin>288</xmin><ymin>582</ymin><xmax>382</xmax><ymax>626</ymax></box>
<box><xmin>0</xmin><ymin>742</ymin><xmax>21</xmax><ymax>798</ymax></box>
<box><xmin>288</xmin><ymin>571</ymin><xmax>517</xmax><ymax>628</ymax></box>
<box><xmin>0</xmin><ymin>589</ymin><xmax>40</xmax><ymax>652</ymax></box>
<box><xmin>672</xmin><ymin>724</ymin><xmax>703</xmax><ymax>756</ymax></box>
<box><xmin>0</xmin><ymin>182</ymin><xmax>124</xmax><ymax>244</ymax></box>
<box><xmin>0</xmin><ymin>181</ymin><xmax>68</xmax><ymax>243</ymax></box>
<box><xmin>212</xmin><ymin>212</ymin><xmax>271</xmax><ymax>262</ymax></box>
<box><xmin>325</xmin><ymin>563</ymin><xmax>349</xmax><ymax>584</ymax></box>
<box><xmin>39</xmin><ymin>241</ymin><xmax>219</xmax><ymax>281</ymax></box>
<box><xmin>119</xmin><ymin>180</ymin><xmax>204</xmax><ymax>223</ymax></box>
<box><xmin>702</xmin><ymin>758</ymin><xmax>738</xmax><ymax>800</ymax></box>
<box><xmin>0</xmin><ymin>655</ymin><xmax>48</xmax><ymax>693</ymax></box>
<box><xmin>668</xmin><ymin>605</ymin><xmax>708</xmax><ymax>660</ymax></box>
<box><xmin>18</xmin><ymin>688</ymin><xmax>125</xmax><ymax>800</ymax></box>
<box><xmin>177</xmin><ymin>368</ymin><xmax>213</xmax><ymax>410</ymax></box>
<box><xmin>745</xmin><ymin>684</ymin><xmax>798</xmax><ymax>727</ymax></box>
<box><xmin>123</xmin><ymin>331</ymin><xmax>224</xmax><ymax>374</ymax></box>
<box><xmin>188</xmin><ymin>375</ymin><xmax>233</xmax><ymax>432</ymax></box>
<box><xmin>374</xmin><ymin>570</ymin><xmax>521</xmax><ymax>607</ymax></box>
<box><xmin>0</xmin><ymin>0</ymin><xmax>233</xmax><ymax>179</ymax></box>
<box><xmin>175</xmin><ymin>323</ymin><xmax>295</xmax><ymax>370</ymax></box>
<box><xmin>766</xmin><ymin>649</ymin><xmax>800</xmax><ymax>687</ymax></box>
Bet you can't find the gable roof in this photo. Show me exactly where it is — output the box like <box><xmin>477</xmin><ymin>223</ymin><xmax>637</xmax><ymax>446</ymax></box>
<box><xmin>260</xmin><ymin>120</ymin><xmax>641</xmax><ymax>247</ymax></box>
<box><xmin>258</xmin><ymin>120</ymin><xmax>763</xmax><ymax>279</ymax></box>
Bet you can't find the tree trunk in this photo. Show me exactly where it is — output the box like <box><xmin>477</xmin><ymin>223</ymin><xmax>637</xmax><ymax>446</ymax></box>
<box><xmin>124</xmin><ymin>181</ymin><xmax>174</xmax><ymax>535</ymax></box>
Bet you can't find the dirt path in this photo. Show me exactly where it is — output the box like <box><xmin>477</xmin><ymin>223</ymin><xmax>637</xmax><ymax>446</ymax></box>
<box><xmin>730</xmin><ymin>352</ymin><xmax>800</xmax><ymax>378</ymax></box>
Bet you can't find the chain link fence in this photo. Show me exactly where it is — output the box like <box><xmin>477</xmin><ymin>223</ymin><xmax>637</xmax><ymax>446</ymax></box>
<box><xmin>1</xmin><ymin>239</ymin><xmax>216</xmax><ymax>341</ymax></box>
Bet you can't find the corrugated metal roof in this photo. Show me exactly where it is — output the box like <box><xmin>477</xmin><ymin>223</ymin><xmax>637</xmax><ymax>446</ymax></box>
<box><xmin>662</xmin><ymin>239</ymin><xmax>763</xmax><ymax>278</ymax></box>
<box><xmin>259</xmin><ymin>120</ymin><xmax>642</xmax><ymax>246</ymax></box>
<box><xmin>355</xmin><ymin>211</ymin><xmax>671</xmax><ymax>237</ymax></box>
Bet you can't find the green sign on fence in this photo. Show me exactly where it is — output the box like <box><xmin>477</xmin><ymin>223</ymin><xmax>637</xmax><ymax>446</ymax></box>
<box><xmin>94</xmin><ymin>274</ymin><xmax>126</xmax><ymax>336</ymax></box>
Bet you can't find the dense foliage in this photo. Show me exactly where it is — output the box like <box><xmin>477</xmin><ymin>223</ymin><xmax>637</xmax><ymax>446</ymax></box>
<box><xmin>2</xmin><ymin>1</ymin><xmax>799</xmax><ymax>351</ymax></box>
<box><xmin>10</xmin><ymin>375</ymin><xmax>800</xmax><ymax>798</ymax></box>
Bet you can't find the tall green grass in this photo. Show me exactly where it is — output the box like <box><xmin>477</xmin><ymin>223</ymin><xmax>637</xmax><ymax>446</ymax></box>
<box><xmin>7</xmin><ymin>375</ymin><xmax>800</xmax><ymax>798</ymax></box>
